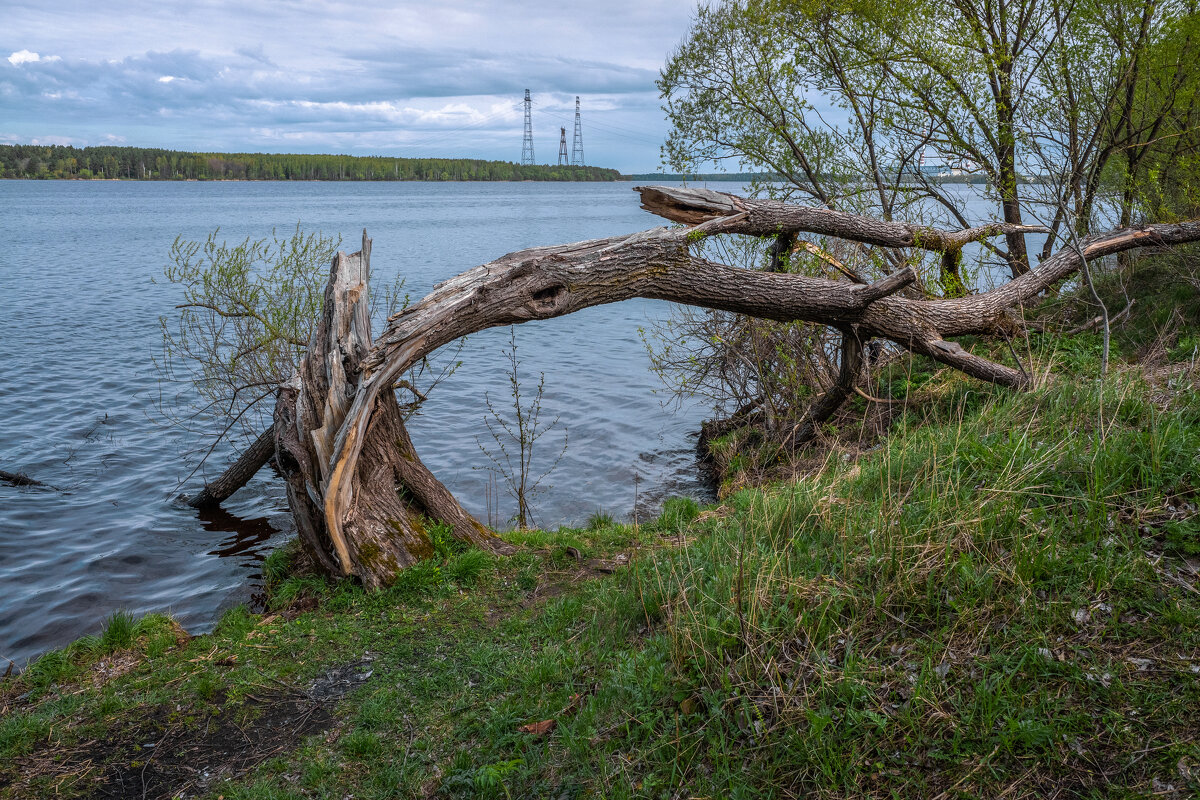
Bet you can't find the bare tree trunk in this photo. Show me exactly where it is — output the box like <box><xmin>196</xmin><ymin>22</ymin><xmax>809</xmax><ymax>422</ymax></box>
<box><xmin>187</xmin><ymin>427</ymin><xmax>275</xmax><ymax>508</ymax></box>
<box><xmin>201</xmin><ymin>186</ymin><xmax>1200</xmax><ymax>588</ymax></box>
<box><xmin>271</xmin><ymin>232</ymin><xmax>510</xmax><ymax>588</ymax></box>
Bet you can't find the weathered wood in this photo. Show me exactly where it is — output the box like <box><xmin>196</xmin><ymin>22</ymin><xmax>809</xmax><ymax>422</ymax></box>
<box><xmin>305</xmin><ymin>199</ymin><xmax>1200</xmax><ymax>570</ymax></box>
<box><xmin>1</xmin><ymin>470</ymin><xmax>47</xmax><ymax>488</ymax></box>
<box><xmin>272</xmin><ymin>231</ymin><xmax>509</xmax><ymax>586</ymax></box>
<box><xmin>191</xmin><ymin>187</ymin><xmax>1200</xmax><ymax>587</ymax></box>
<box><xmin>637</xmin><ymin>185</ymin><xmax>1052</xmax><ymax>254</ymax></box>
<box><xmin>187</xmin><ymin>427</ymin><xmax>276</xmax><ymax>508</ymax></box>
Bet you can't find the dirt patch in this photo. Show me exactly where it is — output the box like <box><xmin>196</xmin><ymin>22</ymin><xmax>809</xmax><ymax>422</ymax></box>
<box><xmin>5</xmin><ymin>689</ymin><xmax>334</xmax><ymax>800</ymax></box>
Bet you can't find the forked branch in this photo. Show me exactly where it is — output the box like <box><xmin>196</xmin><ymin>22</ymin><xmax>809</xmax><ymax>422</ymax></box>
<box><xmin>203</xmin><ymin>188</ymin><xmax>1200</xmax><ymax>586</ymax></box>
<box><xmin>310</xmin><ymin>193</ymin><xmax>1200</xmax><ymax>569</ymax></box>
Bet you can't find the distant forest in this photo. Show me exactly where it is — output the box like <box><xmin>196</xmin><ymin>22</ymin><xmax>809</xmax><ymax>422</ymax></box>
<box><xmin>0</xmin><ymin>145</ymin><xmax>622</xmax><ymax>182</ymax></box>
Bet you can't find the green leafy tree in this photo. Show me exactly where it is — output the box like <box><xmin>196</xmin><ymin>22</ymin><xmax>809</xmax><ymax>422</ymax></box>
<box><xmin>653</xmin><ymin>0</ymin><xmax>1200</xmax><ymax>460</ymax></box>
<box><xmin>661</xmin><ymin>0</ymin><xmax>1199</xmax><ymax>278</ymax></box>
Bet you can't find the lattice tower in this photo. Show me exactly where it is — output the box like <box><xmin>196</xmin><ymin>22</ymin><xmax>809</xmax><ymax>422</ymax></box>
<box><xmin>571</xmin><ymin>96</ymin><xmax>584</xmax><ymax>166</ymax></box>
<box><xmin>521</xmin><ymin>89</ymin><xmax>535</xmax><ymax>165</ymax></box>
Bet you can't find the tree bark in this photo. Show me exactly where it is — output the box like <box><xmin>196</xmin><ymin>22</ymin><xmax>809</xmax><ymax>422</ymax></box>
<box><xmin>187</xmin><ymin>427</ymin><xmax>275</xmax><ymax>508</ymax></box>
<box><xmin>783</xmin><ymin>327</ymin><xmax>864</xmax><ymax>451</ymax></box>
<box><xmin>199</xmin><ymin>187</ymin><xmax>1200</xmax><ymax>587</ymax></box>
<box><xmin>306</xmin><ymin>192</ymin><xmax>1200</xmax><ymax>584</ymax></box>
<box><xmin>271</xmin><ymin>231</ymin><xmax>510</xmax><ymax>587</ymax></box>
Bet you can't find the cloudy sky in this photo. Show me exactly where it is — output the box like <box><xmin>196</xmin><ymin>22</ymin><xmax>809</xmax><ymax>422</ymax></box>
<box><xmin>1</xmin><ymin>0</ymin><xmax>700</xmax><ymax>172</ymax></box>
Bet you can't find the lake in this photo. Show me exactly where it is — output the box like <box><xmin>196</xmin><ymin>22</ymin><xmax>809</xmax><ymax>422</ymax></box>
<box><xmin>0</xmin><ymin>180</ymin><xmax>716</xmax><ymax>669</ymax></box>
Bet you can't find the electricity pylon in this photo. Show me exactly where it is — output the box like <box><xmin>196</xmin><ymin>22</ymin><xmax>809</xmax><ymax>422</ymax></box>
<box><xmin>571</xmin><ymin>96</ymin><xmax>584</xmax><ymax>166</ymax></box>
<box><xmin>521</xmin><ymin>89</ymin><xmax>535</xmax><ymax>165</ymax></box>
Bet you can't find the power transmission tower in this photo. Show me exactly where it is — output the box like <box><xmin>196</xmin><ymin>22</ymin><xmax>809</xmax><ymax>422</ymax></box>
<box><xmin>571</xmin><ymin>96</ymin><xmax>584</xmax><ymax>166</ymax></box>
<box><xmin>521</xmin><ymin>89</ymin><xmax>535</xmax><ymax>165</ymax></box>
<box><xmin>557</xmin><ymin>127</ymin><xmax>568</xmax><ymax>165</ymax></box>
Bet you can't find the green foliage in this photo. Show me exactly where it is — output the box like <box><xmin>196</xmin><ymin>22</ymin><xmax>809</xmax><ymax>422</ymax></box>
<box><xmin>0</xmin><ymin>712</ymin><xmax>51</xmax><ymax>760</ymax></box>
<box><xmin>586</xmin><ymin>509</ymin><xmax>615</xmax><ymax>530</ymax></box>
<box><xmin>157</xmin><ymin>225</ymin><xmax>339</xmax><ymax>440</ymax></box>
<box><xmin>472</xmin><ymin>758</ymin><xmax>523</xmax><ymax>798</ymax></box>
<box><xmin>267</xmin><ymin>575</ymin><xmax>329</xmax><ymax>611</ymax></box>
<box><xmin>215</xmin><ymin>605</ymin><xmax>258</xmax><ymax>639</ymax></box>
<box><xmin>447</xmin><ymin>550</ymin><xmax>493</xmax><ymax>586</ymax></box>
<box><xmin>15</xmin><ymin>612</ymin><xmax>176</xmax><ymax>701</ymax></box>
<box><xmin>260</xmin><ymin>544</ymin><xmax>295</xmax><ymax>586</ymax></box>
<box><xmin>388</xmin><ymin>560</ymin><xmax>446</xmax><ymax>598</ymax></box>
<box><xmin>188</xmin><ymin>671</ymin><xmax>222</xmax><ymax>703</ymax></box>
<box><xmin>661</xmin><ymin>0</ymin><xmax>1200</xmax><ymax>272</ymax></box>
<box><xmin>6</xmin><ymin>361</ymin><xmax>1198</xmax><ymax>800</ymax></box>
<box><xmin>428</xmin><ymin>519</ymin><xmax>465</xmax><ymax>561</ymax></box>
<box><xmin>0</xmin><ymin>144</ymin><xmax>622</xmax><ymax>181</ymax></box>
<box><xmin>341</xmin><ymin>729</ymin><xmax>384</xmax><ymax>759</ymax></box>
<box><xmin>656</xmin><ymin>496</ymin><xmax>700</xmax><ymax>530</ymax></box>
<box><xmin>1163</xmin><ymin>518</ymin><xmax>1200</xmax><ymax>557</ymax></box>
<box><xmin>98</xmin><ymin>610</ymin><xmax>137</xmax><ymax>651</ymax></box>
<box><xmin>22</xmin><ymin>649</ymin><xmax>77</xmax><ymax>690</ymax></box>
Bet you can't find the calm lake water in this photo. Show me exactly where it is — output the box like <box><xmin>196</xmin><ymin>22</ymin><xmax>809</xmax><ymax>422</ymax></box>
<box><xmin>0</xmin><ymin>180</ymin><xmax>716</xmax><ymax>668</ymax></box>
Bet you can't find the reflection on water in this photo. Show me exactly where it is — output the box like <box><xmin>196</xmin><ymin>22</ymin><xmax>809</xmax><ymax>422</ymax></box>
<box><xmin>197</xmin><ymin>505</ymin><xmax>279</xmax><ymax>561</ymax></box>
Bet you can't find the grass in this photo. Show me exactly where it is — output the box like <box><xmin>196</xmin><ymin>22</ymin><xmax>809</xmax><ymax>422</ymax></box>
<box><xmin>1</xmin><ymin>314</ymin><xmax>1198</xmax><ymax>797</ymax></box>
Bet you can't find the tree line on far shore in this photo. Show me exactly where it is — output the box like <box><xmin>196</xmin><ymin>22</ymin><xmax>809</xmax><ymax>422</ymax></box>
<box><xmin>0</xmin><ymin>145</ymin><xmax>623</xmax><ymax>182</ymax></box>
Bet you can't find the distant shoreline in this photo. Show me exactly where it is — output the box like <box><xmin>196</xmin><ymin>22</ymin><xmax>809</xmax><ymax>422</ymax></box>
<box><xmin>0</xmin><ymin>176</ymin><xmax>680</xmax><ymax>183</ymax></box>
<box><xmin>0</xmin><ymin>144</ymin><xmax>624</xmax><ymax>182</ymax></box>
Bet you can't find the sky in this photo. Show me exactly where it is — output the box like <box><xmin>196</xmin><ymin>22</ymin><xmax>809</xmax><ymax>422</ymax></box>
<box><xmin>0</xmin><ymin>0</ymin><xmax>701</xmax><ymax>173</ymax></box>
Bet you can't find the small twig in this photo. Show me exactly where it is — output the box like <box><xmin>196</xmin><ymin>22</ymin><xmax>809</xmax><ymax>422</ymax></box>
<box><xmin>1066</xmin><ymin>299</ymin><xmax>1135</xmax><ymax>336</ymax></box>
<box><xmin>853</xmin><ymin>386</ymin><xmax>903</xmax><ymax>404</ymax></box>
<box><xmin>792</xmin><ymin>239</ymin><xmax>867</xmax><ymax>283</ymax></box>
<box><xmin>1001</xmin><ymin>328</ymin><xmax>1031</xmax><ymax>384</ymax></box>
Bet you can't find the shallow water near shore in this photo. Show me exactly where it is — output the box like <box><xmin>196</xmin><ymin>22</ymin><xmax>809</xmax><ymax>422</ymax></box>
<box><xmin>0</xmin><ymin>180</ymin><xmax>718</xmax><ymax>668</ymax></box>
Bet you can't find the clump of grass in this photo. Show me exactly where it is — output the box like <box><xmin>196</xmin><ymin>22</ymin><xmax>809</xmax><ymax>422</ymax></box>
<box><xmin>0</xmin><ymin>711</ymin><xmax>51</xmax><ymax>760</ymax></box>
<box><xmin>387</xmin><ymin>560</ymin><xmax>445</xmax><ymax>598</ymax></box>
<box><xmin>447</xmin><ymin>549</ymin><xmax>493</xmax><ymax>586</ymax></box>
<box><xmin>260</xmin><ymin>543</ymin><xmax>296</xmax><ymax>586</ymax></box>
<box><xmin>214</xmin><ymin>605</ymin><xmax>257</xmax><ymax>639</ymax></box>
<box><xmin>655</xmin><ymin>496</ymin><xmax>700</xmax><ymax>531</ymax></box>
<box><xmin>18</xmin><ymin>611</ymin><xmax>177</xmax><ymax>695</ymax></box>
<box><xmin>428</xmin><ymin>519</ymin><xmax>467</xmax><ymax>561</ymax></box>
<box><xmin>99</xmin><ymin>609</ymin><xmax>137</xmax><ymax>651</ymax></box>
<box><xmin>586</xmin><ymin>509</ymin><xmax>615</xmax><ymax>530</ymax></box>
<box><xmin>267</xmin><ymin>575</ymin><xmax>329</xmax><ymax>611</ymax></box>
<box><xmin>188</xmin><ymin>670</ymin><xmax>222</xmax><ymax>704</ymax></box>
<box><xmin>340</xmin><ymin>729</ymin><xmax>384</xmax><ymax>759</ymax></box>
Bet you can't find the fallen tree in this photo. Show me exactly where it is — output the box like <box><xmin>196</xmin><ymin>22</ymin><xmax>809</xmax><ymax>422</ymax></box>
<box><xmin>193</xmin><ymin>186</ymin><xmax>1200</xmax><ymax>587</ymax></box>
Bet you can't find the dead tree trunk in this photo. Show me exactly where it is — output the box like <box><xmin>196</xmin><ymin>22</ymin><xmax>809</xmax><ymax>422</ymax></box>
<box><xmin>198</xmin><ymin>186</ymin><xmax>1200</xmax><ymax>588</ymax></box>
<box><xmin>187</xmin><ymin>427</ymin><xmax>275</xmax><ymax>508</ymax></box>
<box><xmin>307</xmin><ymin>192</ymin><xmax>1199</xmax><ymax>588</ymax></box>
<box><xmin>270</xmin><ymin>232</ymin><xmax>511</xmax><ymax>588</ymax></box>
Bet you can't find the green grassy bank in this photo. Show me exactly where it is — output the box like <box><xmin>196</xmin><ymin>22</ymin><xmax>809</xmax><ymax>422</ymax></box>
<box><xmin>2</xmin><ymin>309</ymin><xmax>1199</xmax><ymax>798</ymax></box>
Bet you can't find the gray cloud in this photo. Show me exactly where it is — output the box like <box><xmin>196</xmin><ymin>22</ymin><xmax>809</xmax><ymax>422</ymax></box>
<box><xmin>1</xmin><ymin>0</ymin><xmax>697</xmax><ymax>170</ymax></box>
